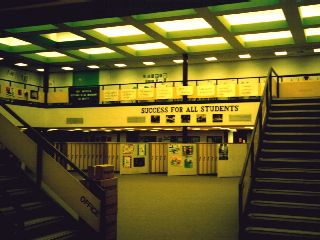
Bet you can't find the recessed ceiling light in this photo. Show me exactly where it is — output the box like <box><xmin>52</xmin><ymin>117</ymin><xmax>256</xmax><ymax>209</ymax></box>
<box><xmin>104</xmin><ymin>130</ymin><xmax>112</xmax><ymax>132</ymax></box>
<box><xmin>314</xmin><ymin>48</ymin><xmax>320</xmax><ymax>53</ymax></box>
<box><xmin>143</xmin><ymin>61</ymin><xmax>155</xmax><ymax>65</ymax></box>
<box><xmin>114</xmin><ymin>128</ymin><xmax>122</xmax><ymax>131</ymax></box>
<box><xmin>15</xmin><ymin>63</ymin><xmax>28</xmax><ymax>67</ymax></box>
<box><xmin>0</xmin><ymin>57</ymin><xmax>4</xmax><ymax>60</ymax></box>
<box><xmin>61</xmin><ymin>66</ymin><xmax>73</xmax><ymax>71</ymax></box>
<box><xmin>222</xmin><ymin>9</ymin><xmax>285</xmax><ymax>25</ymax></box>
<box><xmin>239</xmin><ymin>54</ymin><xmax>251</xmax><ymax>59</ymax></box>
<box><xmin>90</xmin><ymin>129</ymin><xmax>98</xmax><ymax>131</ymax></box>
<box><xmin>192</xmin><ymin>128</ymin><xmax>201</xmax><ymax>130</ymax></box>
<box><xmin>41</xmin><ymin>32</ymin><xmax>85</xmax><ymax>42</ymax></box>
<box><xmin>305</xmin><ymin>27</ymin><xmax>320</xmax><ymax>36</ymax></box>
<box><xmin>37</xmin><ymin>68</ymin><xmax>45</xmax><ymax>72</ymax></box>
<box><xmin>181</xmin><ymin>37</ymin><xmax>227</xmax><ymax>46</ymax></box>
<box><xmin>94</xmin><ymin>25</ymin><xmax>145</xmax><ymax>37</ymax></box>
<box><xmin>125</xmin><ymin>128</ymin><xmax>135</xmax><ymax>130</ymax></box>
<box><xmin>83</xmin><ymin>130</ymin><xmax>90</xmax><ymax>132</ymax></box>
<box><xmin>299</xmin><ymin>4</ymin><xmax>320</xmax><ymax>18</ymax></box>
<box><xmin>152</xmin><ymin>127</ymin><xmax>162</xmax><ymax>130</ymax></box>
<box><xmin>205</xmin><ymin>56</ymin><xmax>218</xmax><ymax>61</ymax></box>
<box><xmin>173</xmin><ymin>59</ymin><xmax>183</xmax><ymax>63</ymax></box>
<box><xmin>87</xmin><ymin>65</ymin><xmax>100</xmax><ymax>69</ymax></box>
<box><xmin>150</xmin><ymin>129</ymin><xmax>159</xmax><ymax>132</ymax></box>
<box><xmin>127</xmin><ymin>42</ymin><xmax>168</xmax><ymax>51</ymax></box>
<box><xmin>274</xmin><ymin>51</ymin><xmax>287</xmax><ymax>56</ymax></box>
<box><xmin>0</xmin><ymin>37</ymin><xmax>31</xmax><ymax>46</ymax></box>
<box><xmin>154</xmin><ymin>18</ymin><xmax>212</xmax><ymax>32</ymax></box>
<box><xmin>36</xmin><ymin>51</ymin><xmax>66</xmax><ymax>58</ymax></box>
<box><xmin>79</xmin><ymin>47</ymin><xmax>115</xmax><ymax>54</ymax></box>
<box><xmin>140</xmin><ymin>129</ymin><xmax>148</xmax><ymax>131</ymax></box>
<box><xmin>47</xmin><ymin>128</ymin><xmax>58</xmax><ymax>132</ymax></box>
<box><xmin>238</xmin><ymin>31</ymin><xmax>292</xmax><ymax>42</ymax></box>
<box><xmin>114</xmin><ymin>63</ymin><xmax>127</xmax><ymax>68</ymax></box>
<box><xmin>164</xmin><ymin>128</ymin><xmax>174</xmax><ymax>130</ymax></box>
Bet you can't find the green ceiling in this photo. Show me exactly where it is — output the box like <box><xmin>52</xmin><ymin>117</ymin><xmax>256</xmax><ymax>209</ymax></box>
<box><xmin>0</xmin><ymin>0</ymin><xmax>320</xmax><ymax>71</ymax></box>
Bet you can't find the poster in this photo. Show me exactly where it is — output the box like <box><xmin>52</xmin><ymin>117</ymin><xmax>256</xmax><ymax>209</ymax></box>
<box><xmin>138</xmin><ymin>144</ymin><xmax>146</xmax><ymax>156</ymax></box>
<box><xmin>69</xmin><ymin>86</ymin><xmax>99</xmax><ymax>105</ymax></box>
<box><xmin>123</xmin><ymin>156</ymin><xmax>132</xmax><ymax>168</ymax></box>
<box><xmin>218</xmin><ymin>143</ymin><xmax>228</xmax><ymax>160</ymax></box>
<box><xmin>120</xmin><ymin>144</ymin><xmax>149</xmax><ymax>174</ymax></box>
<box><xmin>168</xmin><ymin>144</ymin><xmax>197</xmax><ymax>176</ymax></box>
<box><xmin>123</xmin><ymin>144</ymin><xmax>134</xmax><ymax>154</ymax></box>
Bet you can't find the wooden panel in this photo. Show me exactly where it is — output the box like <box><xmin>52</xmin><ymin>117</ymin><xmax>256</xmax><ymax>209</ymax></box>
<box><xmin>42</xmin><ymin>151</ymin><xmax>100</xmax><ymax>231</ymax></box>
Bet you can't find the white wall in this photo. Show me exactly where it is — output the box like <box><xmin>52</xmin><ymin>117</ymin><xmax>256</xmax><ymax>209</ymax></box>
<box><xmin>0</xmin><ymin>66</ymin><xmax>43</xmax><ymax>86</ymax></box>
<box><xmin>47</xmin><ymin>55</ymin><xmax>320</xmax><ymax>87</ymax></box>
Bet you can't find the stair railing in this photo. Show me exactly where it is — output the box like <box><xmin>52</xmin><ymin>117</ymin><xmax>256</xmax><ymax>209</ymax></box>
<box><xmin>238</xmin><ymin>68</ymin><xmax>279</xmax><ymax>238</ymax></box>
<box><xmin>0</xmin><ymin>100</ymin><xmax>107</xmax><ymax>240</ymax></box>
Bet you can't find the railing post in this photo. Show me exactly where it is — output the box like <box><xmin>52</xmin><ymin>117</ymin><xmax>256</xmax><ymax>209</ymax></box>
<box><xmin>36</xmin><ymin>144</ymin><xmax>43</xmax><ymax>187</ymax></box>
<box><xmin>277</xmin><ymin>76</ymin><xmax>280</xmax><ymax>98</ymax></box>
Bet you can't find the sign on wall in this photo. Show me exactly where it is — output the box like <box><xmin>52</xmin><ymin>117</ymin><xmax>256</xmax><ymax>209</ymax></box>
<box><xmin>103</xmin><ymin>89</ymin><xmax>119</xmax><ymax>102</ymax></box>
<box><xmin>216</xmin><ymin>84</ymin><xmax>237</xmax><ymax>97</ymax></box>
<box><xmin>69</xmin><ymin>86</ymin><xmax>99</xmax><ymax>105</ymax></box>
<box><xmin>238</xmin><ymin>83</ymin><xmax>259</xmax><ymax>96</ymax></box>
<box><xmin>156</xmin><ymin>87</ymin><xmax>173</xmax><ymax>99</ymax></box>
<box><xmin>176</xmin><ymin>86</ymin><xmax>194</xmax><ymax>96</ymax></box>
<box><xmin>120</xmin><ymin>89</ymin><xmax>137</xmax><ymax>101</ymax></box>
<box><xmin>137</xmin><ymin>88</ymin><xmax>155</xmax><ymax>100</ymax></box>
<box><xmin>196</xmin><ymin>85</ymin><xmax>216</xmax><ymax>97</ymax></box>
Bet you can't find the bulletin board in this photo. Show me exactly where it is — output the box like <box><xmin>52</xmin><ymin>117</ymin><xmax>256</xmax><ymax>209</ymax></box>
<box><xmin>120</xmin><ymin>143</ymin><xmax>149</xmax><ymax>174</ymax></box>
<box><xmin>167</xmin><ymin>144</ymin><xmax>197</xmax><ymax>176</ymax></box>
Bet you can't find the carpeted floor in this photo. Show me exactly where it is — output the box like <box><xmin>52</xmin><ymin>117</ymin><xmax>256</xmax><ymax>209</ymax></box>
<box><xmin>117</xmin><ymin>174</ymin><xmax>239</xmax><ymax>240</ymax></box>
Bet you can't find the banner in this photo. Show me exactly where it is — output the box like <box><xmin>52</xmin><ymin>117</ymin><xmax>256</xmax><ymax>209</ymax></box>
<box><xmin>176</xmin><ymin>86</ymin><xmax>194</xmax><ymax>96</ymax></box>
<box><xmin>216</xmin><ymin>84</ymin><xmax>237</xmax><ymax>97</ymax></box>
<box><xmin>238</xmin><ymin>83</ymin><xmax>259</xmax><ymax>96</ymax></box>
<box><xmin>120</xmin><ymin>89</ymin><xmax>137</xmax><ymax>101</ymax></box>
<box><xmin>197</xmin><ymin>85</ymin><xmax>215</xmax><ymax>97</ymax></box>
<box><xmin>137</xmin><ymin>88</ymin><xmax>155</xmax><ymax>100</ymax></box>
<box><xmin>156</xmin><ymin>87</ymin><xmax>173</xmax><ymax>99</ymax></box>
<box><xmin>103</xmin><ymin>89</ymin><xmax>119</xmax><ymax>101</ymax></box>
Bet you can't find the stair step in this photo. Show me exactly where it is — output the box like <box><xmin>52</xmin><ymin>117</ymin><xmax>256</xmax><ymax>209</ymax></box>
<box><xmin>250</xmin><ymin>200</ymin><xmax>320</xmax><ymax>217</ymax></box>
<box><xmin>257</xmin><ymin>167</ymin><xmax>320</xmax><ymax>179</ymax></box>
<box><xmin>263</xmin><ymin>140</ymin><xmax>320</xmax><ymax>150</ymax></box>
<box><xmin>258</xmin><ymin>158</ymin><xmax>320</xmax><ymax>168</ymax></box>
<box><xmin>268</xmin><ymin>117</ymin><xmax>320</xmax><ymax>124</ymax></box>
<box><xmin>272</xmin><ymin>97</ymin><xmax>320</xmax><ymax>103</ymax></box>
<box><xmin>271</xmin><ymin>102</ymin><xmax>320</xmax><ymax>111</ymax></box>
<box><xmin>245</xmin><ymin>226</ymin><xmax>320</xmax><ymax>240</ymax></box>
<box><xmin>254</xmin><ymin>177</ymin><xmax>320</xmax><ymax>191</ymax></box>
<box><xmin>24</xmin><ymin>215</ymin><xmax>65</xmax><ymax>230</ymax></box>
<box><xmin>264</xmin><ymin>132</ymin><xmax>320</xmax><ymax>141</ymax></box>
<box><xmin>247</xmin><ymin>213</ymin><xmax>320</xmax><ymax>232</ymax></box>
<box><xmin>32</xmin><ymin>229</ymin><xmax>78</xmax><ymax>240</ymax></box>
<box><xmin>261</xmin><ymin>149</ymin><xmax>320</xmax><ymax>158</ymax></box>
<box><xmin>252</xmin><ymin>188</ymin><xmax>320</xmax><ymax>203</ymax></box>
<box><xmin>269</xmin><ymin>110</ymin><xmax>320</xmax><ymax>117</ymax></box>
<box><xmin>266</xmin><ymin>124</ymin><xmax>320</xmax><ymax>132</ymax></box>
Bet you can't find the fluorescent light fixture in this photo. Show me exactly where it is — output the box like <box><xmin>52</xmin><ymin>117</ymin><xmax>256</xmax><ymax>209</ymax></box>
<box><xmin>205</xmin><ymin>56</ymin><xmax>217</xmax><ymax>61</ymax></box>
<box><xmin>274</xmin><ymin>51</ymin><xmax>287</xmax><ymax>56</ymax></box>
<box><xmin>181</xmin><ymin>37</ymin><xmax>227</xmax><ymax>46</ymax></box>
<box><xmin>128</xmin><ymin>130</ymin><xmax>135</xmax><ymax>132</ymax></box>
<box><xmin>37</xmin><ymin>68</ymin><xmax>45</xmax><ymax>72</ymax></box>
<box><xmin>125</xmin><ymin>128</ymin><xmax>135</xmax><ymax>130</ymax></box>
<box><xmin>0</xmin><ymin>57</ymin><xmax>4</xmax><ymax>60</ymax></box>
<box><xmin>305</xmin><ymin>27</ymin><xmax>320</xmax><ymax>36</ymax></box>
<box><xmin>90</xmin><ymin>129</ymin><xmax>98</xmax><ymax>131</ymax></box>
<box><xmin>173</xmin><ymin>59</ymin><xmax>183</xmax><ymax>63</ymax></box>
<box><xmin>68</xmin><ymin>129</ymin><xmax>76</xmax><ymax>132</ymax></box>
<box><xmin>164</xmin><ymin>128</ymin><xmax>174</xmax><ymax>131</ymax></box>
<box><xmin>154</xmin><ymin>18</ymin><xmax>212</xmax><ymax>32</ymax></box>
<box><xmin>47</xmin><ymin>128</ymin><xmax>58</xmax><ymax>132</ymax></box>
<box><xmin>238</xmin><ymin>31</ymin><xmax>292</xmax><ymax>42</ymax></box>
<box><xmin>223</xmin><ymin>9</ymin><xmax>285</xmax><ymax>25</ymax></box>
<box><xmin>94</xmin><ymin>25</ymin><xmax>145</xmax><ymax>37</ymax></box>
<box><xmin>0</xmin><ymin>37</ymin><xmax>31</xmax><ymax>46</ymax></box>
<box><xmin>104</xmin><ymin>130</ymin><xmax>112</xmax><ymax>132</ymax></box>
<box><xmin>87</xmin><ymin>65</ymin><xmax>100</xmax><ymax>69</ymax></box>
<box><xmin>79</xmin><ymin>47</ymin><xmax>114</xmax><ymax>54</ymax></box>
<box><xmin>114</xmin><ymin>63</ymin><xmax>127</xmax><ymax>68</ymax></box>
<box><xmin>150</xmin><ymin>130</ymin><xmax>159</xmax><ymax>132</ymax></box>
<box><xmin>244</xmin><ymin>126</ymin><xmax>254</xmax><ymax>129</ymax></box>
<box><xmin>36</xmin><ymin>51</ymin><xmax>66</xmax><ymax>58</ymax></box>
<box><xmin>61</xmin><ymin>66</ymin><xmax>73</xmax><ymax>71</ymax></box>
<box><xmin>299</xmin><ymin>4</ymin><xmax>320</xmax><ymax>18</ymax></box>
<box><xmin>143</xmin><ymin>61</ymin><xmax>155</xmax><ymax>65</ymax></box>
<box><xmin>15</xmin><ymin>63</ymin><xmax>28</xmax><ymax>67</ymax></box>
<box><xmin>314</xmin><ymin>48</ymin><xmax>320</xmax><ymax>53</ymax></box>
<box><xmin>192</xmin><ymin>128</ymin><xmax>201</xmax><ymax>130</ymax></box>
<box><xmin>74</xmin><ymin>128</ymin><xmax>82</xmax><ymax>131</ymax></box>
<box><xmin>127</xmin><ymin>42</ymin><xmax>168</xmax><ymax>51</ymax></box>
<box><xmin>140</xmin><ymin>129</ymin><xmax>148</xmax><ymax>131</ymax></box>
<box><xmin>152</xmin><ymin>127</ymin><xmax>162</xmax><ymax>130</ymax></box>
<box><xmin>42</xmin><ymin>32</ymin><xmax>85</xmax><ymax>42</ymax></box>
<box><xmin>239</xmin><ymin>54</ymin><xmax>251</xmax><ymax>59</ymax></box>
<box><xmin>114</xmin><ymin>128</ymin><xmax>122</xmax><ymax>131</ymax></box>
<box><xmin>83</xmin><ymin>130</ymin><xmax>90</xmax><ymax>132</ymax></box>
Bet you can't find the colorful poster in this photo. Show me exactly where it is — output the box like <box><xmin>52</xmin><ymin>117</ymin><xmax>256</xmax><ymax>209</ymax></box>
<box><xmin>170</xmin><ymin>156</ymin><xmax>182</xmax><ymax>167</ymax></box>
<box><xmin>123</xmin><ymin>144</ymin><xmax>134</xmax><ymax>154</ymax></box>
<box><xmin>123</xmin><ymin>156</ymin><xmax>132</xmax><ymax>168</ymax></box>
<box><xmin>168</xmin><ymin>144</ymin><xmax>180</xmax><ymax>154</ymax></box>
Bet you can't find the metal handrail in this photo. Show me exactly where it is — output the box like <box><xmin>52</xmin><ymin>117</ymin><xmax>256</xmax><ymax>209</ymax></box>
<box><xmin>0</xmin><ymin>100</ymin><xmax>107</xmax><ymax>239</ymax></box>
<box><xmin>238</xmin><ymin>67</ymin><xmax>278</xmax><ymax>239</ymax></box>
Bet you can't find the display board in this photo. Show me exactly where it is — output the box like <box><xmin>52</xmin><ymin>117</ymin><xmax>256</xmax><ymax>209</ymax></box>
<box><xmin>120</xmin><ymin>143</ymin><xmax>149</xmax><ymax>174</ymax></box>
<box><xmin>167</xmin><ymin>144</ymin><xmax>197</xmax><ymax>176</ymax></box>
<box><xmin>216</xmin><ymin>143</ymin><xmax>247</xmax><ymax>177</ymax></box>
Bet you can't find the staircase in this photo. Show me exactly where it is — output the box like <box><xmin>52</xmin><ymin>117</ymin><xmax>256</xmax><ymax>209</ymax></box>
<box><xmin>243</xmin><ymin>97</ymin><xmax>320</xmax><ymax>240</ymax></box>
<box><xmin>0</xmin><ymin>149</ymin><xmax>97</xmax><ymax>240</ymax></box>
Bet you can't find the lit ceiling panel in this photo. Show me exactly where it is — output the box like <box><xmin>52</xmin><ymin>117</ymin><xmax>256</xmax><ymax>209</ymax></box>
<box><xmin>127</xmin><ymin>42</ymin><xmax>169</xmax><ymax>50</ymax></box>
<box><xmin>304</xmin><ymin>27</ymin><xmax>320</xmax><ymax>43</ymax></box>
<box><xmin>299</xmin><ymin>4</ymin><xmax>320</xmax><ymax>26</ymax></box>
<box><xmin>0</xmin><ymin>37</ymin><xmax>31</xmax><ymax>46</ymax></box>
<box><xmin>79</xmin><ymin>47</ymin><xmax>115</xmax><ymax>54</ymax></box>
<box><xmin>237</xmin><ymin>31</ymin><xmax>293</xmax><ymax>48</ymax></box>
<box><xmin>94</xmin><ymin>25</ymin><xmax>145</xmax><ymax>37</ymax></box>
<box><xmin>36</xmin><ymin>52</ymin><xmax>66</xmax><ymax>57</ymax></box>
<box><xmin>154</xmin><ymin>18</ymin><xmax>212</xmax><ymax>32</ymax></box>
<box><xmin>175</xmin><ymin>37</ymin><xmax>231</xmax><ymax>52</ymax></box>
<box><xmin>41</xmin><ymin>32</ymin><xmax>86</xmax><ymax>42</ymax></box>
